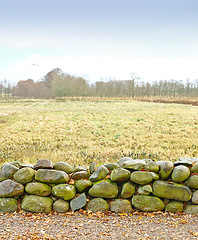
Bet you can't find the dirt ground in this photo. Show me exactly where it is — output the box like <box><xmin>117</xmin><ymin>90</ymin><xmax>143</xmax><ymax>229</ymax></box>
<box><xmin>0</xmin><ymin>211</ymin><xmax>198</xmax><ymax>240</ymax></box>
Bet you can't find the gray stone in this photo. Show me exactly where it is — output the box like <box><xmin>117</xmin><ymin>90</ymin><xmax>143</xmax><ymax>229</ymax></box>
<box><xmin>157</xmin><ymin>161</ymin><xmax>173</xmax><ymax>180</ymax></box>
<box><xmin>21</xmin><ymin>195</ymin><xmax>53</xmax><ymax>213</ymax></box>
<box><xmin>25</xmin><ymin>182</ymin><xmax>52</xmax><ymax>196</ymax></box>
<box><xmin>122</xmin><ymin>159</ymin><xmax>145</xmax><ymax>171</ymax></box>
<box><xmin>75</xmin><ymin>180</ymin><xmax>92</xmax><ymax>193</ymax></box>
<box><xmin>13</xmin><ymin>167</ymin><xmax>35</xmax><ymax>184</ymax></box>
<box><xmin>118</xmin><ymin>157</ymin><xmax>133</xmax><ymax>167</ymax></box>
<box><xmin>0</xmin><ymin>170</ymin><xmax>6</xmax><ymax>182</ymax></box>
<box><xmin>1</xmin><ymin>163</ymin><xmax>19</xmax><ymax>179</ymax></box>
<box><xmin>185</xmin><ymin>175</ymin><xmax>198</xmax><ymax>189</ymax></box>
<box><xmin>104</xmin><ymin>163</ymin><xmax>120</xmax><ymax>171</ymax></box>
<box><xmin>0</xmin><ymin>179</ymin><xmax>24</xmax><ymax>197</ymax></box>
<box><xmin>0</xmin><ymin>198</ymin><xmax>18</xmax><ymax>212</ymax></box>
<box><xmin>52</xmin><ymin>184</ymin><xmax>76</xmax><ymax>201</ymax></box>
<box><xmin>33</xmin><ymin>159</ymin><xmax>53</xmax><ymax>170</ymax></box>
<box><xmin>174</xmin><ymin>160</ymin><xmax>193</xmax><ymax>167</ymax></box>
<box><xmin>88</xmin><ymin>180</ymin><xmax>118</xmax><ymax>198</ymax></box>
<box><xmin>130</xmin><ymin>171</ymin><xmax>159</xmax><ymax>185</ymax></box>
<box><xmin>192</xmin><ymin>190</ymin><xmax>198</xmax><ymax>204</ymax></box>
<box><xmin>53</xmin><ymin>199</ymin><xmax>70</xmax><ymax>213</ymax></box>
<box><xmin>9</xmin><ymin>161</ymin><xmax>21</xmax><ymax>168</ymax></box>
<box><xmin>35</xmin><ymin>169</ymin><xmax>69</xmax><ymax>184</ymax></box>
<box><xmin>153</xmin><ymin>180</ymin><xmax>192</xmax><ymax>202</ymax></box>
<box><xmin>73</xmin><ymin>166</ymin><xmax>88</xmax><ymax>173</ymax></box>
<box><xmin>89</xmin><ymin>162</ymin><xmax>96</xmax><ymax>174</ymax></box>
<box><xmin>191</xmin><ymin>162</ymin><xmax>198</xmax><ymax>173</ymax></box>
<box><xmin>72</xmin><ymin>171</ymin><xmax>90</xmax><ymax>180</ymax></box>
<box><xmin>53</xmin><ymin>162</ymin><xmax>73</xmax><ymax>174</ymax></box>
<box><xmin>171</xmin><ymin>165</ymin><xmax>190</xmax><ymax>183</ymax></box>
<box><xmin>20</xmin><ymin>164</ymin><xmax>34</xmax><ymax>169</ymax></box>
<box><xmin>110</xmin><ymin>168</ymin><xmax>130</xmax><ymax>183</ymax></box>
<box><xmin>138</xmin><ymin>185</ymin><xmax>152</xmax><ymax>195</ymax></box>
<box><xmin>70</xmin><ymin>193</ymin><xmax>87</xmax><ymax>211</ymax></box>
<box><xmin>183</xmin><ymin>205</ymin><xmax>198</xmax><ymax>214</ymax></box>
<box><xmin>89</xmin><ymin>165</ymin><xmax>109</xmax><ymax>182</ymax></box>
<box><xmin>165</xmin><ymin>200</ymin><xmax>183</xmax><ymax>213</ymax></box>
<box><xmin>110</xmin><ymin>199</ymin><xmax>132</xmax><ymax>213</ymax></box>
<box><xmin>86</xmin><ymin>198</ymin><xmax>109</xmax><ymax>212</ymax></box>
<box><xmin>145</xmin><ymin>160</ymin><xmax>160</xmax><ymax>173</ymax></box>
<box><xmin>132</xmin><ymin>195</ymin><xmax>165</xmax><ymax>212</ymax></box>
<box><xmin>120</xmin><ymin>181</ymin><xmax>136</xmax><ymax>198</ymax></box>
<box><xmin>178</xmin><ymin>157</ymin><xmax>198</xmax><ymax>163</ymax></box>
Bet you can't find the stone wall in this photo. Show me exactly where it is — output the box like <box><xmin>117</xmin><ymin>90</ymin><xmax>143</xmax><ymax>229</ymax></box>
<box><xmin>0</xmin><ymin>157</ymin><xmax>198</xmax><ymax>214</ymax></box>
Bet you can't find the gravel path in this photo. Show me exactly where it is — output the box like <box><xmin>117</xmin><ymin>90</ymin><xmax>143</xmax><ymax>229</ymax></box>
<box><xmin>0</xmin><ymin>211</ymin><xmax>198</xmax><ymax>239</ymax></box>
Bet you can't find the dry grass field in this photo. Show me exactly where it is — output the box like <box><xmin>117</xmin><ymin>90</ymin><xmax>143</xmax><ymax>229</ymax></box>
<box><xmin>0</xmin><ymin>98</ymin><xmax>197</xmax><ymax>166</ymax></box>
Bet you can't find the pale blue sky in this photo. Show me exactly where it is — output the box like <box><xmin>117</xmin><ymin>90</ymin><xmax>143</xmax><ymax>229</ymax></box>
<box><xmin>0</xmin><ymin>0</ymin><xmax>198</xmax><ymax>84</ymax></box>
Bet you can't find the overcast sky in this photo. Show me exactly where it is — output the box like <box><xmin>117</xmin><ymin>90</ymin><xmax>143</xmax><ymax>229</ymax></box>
<box><xmin>0</xmin><ymin>0</ymin><xmax>198</xmax><ymax>85</ymax></box>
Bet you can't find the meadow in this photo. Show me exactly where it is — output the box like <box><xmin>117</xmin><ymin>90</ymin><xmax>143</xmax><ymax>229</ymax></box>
<box><xmin>0</xmin><ymin>98</ymin><xmax>197</xmax><ymax>166</ymax></box>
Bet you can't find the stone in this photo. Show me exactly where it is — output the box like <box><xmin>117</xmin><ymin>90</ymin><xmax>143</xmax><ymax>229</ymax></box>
<box><xmin>103</xmin><ymin>163</ymin><xmax>120</xmax><ymax>171</ymax></box>
<box><xmin>20</xmin><ymin>164</ymin><xmax>34</xmax><ymax>169</ymax></box>
<box><xmin>25</xmin><ymin>182</ymin><xmax>52</xmax><ymax>196</ymax></box>
<box><xmin>130</xmin><ymin>171</ymin><xmax>159</xmax><ymax>185</ymax></box>
<box><xmin>110</xmin><ymin>168</ymin><xmax>130</xmax><ymax>183</ymax></box>
<box><xmin>0</xmin><ymin>170</ymin><xmax>6</xmax><ymax>182</ymax></box>
<box><xmin>70</xmin><ymin>193</ymin><xmax>87</xmax><ymax>211</ymax></box>
<box><xmin>118</xmin><ymin>157</ymin><xmax>133</xmax><ymax>167</ymax></box>
<box><xmin>0</xmin><ymin>179</ymin><xmax>24</xmax><ymax>197</ymax></box>
<box><xmin>35</xmin><ymin>169</ymin><xmax>69</xmax><ymax>184</ymax></box>
<box><xmin>33</xmin><ymin>159</ymin><xmax>53</xmax><ymax>170</ymax></box>
<box><xmin>52</xmin><ymin>184</ymin><xmax>76</xmax><ymax>201</ymax></box>
<box><xmin>192</xmin><ymin>190</ymin><xmax>198</xmax><ymax>204</ymax></box>
<box><xmin>132</xmin><ymin>195</ymin><xmax>165</xmax><ymax>212</ymax></box>
<box><xmin>75</xmin><ymin>180</ymin><xmax>92</xmax><ymax>193</ymax></box>
<box><xmin>185</xmin><ymin>175</ymin><xmax>198</xmax><ymax>189</ymax></box>
<box><xmin>86</xmin><ymin>198</ymin><xmax>109</xmax><ymax>212</ymax></box>
<box><xmin>21</xmin><ymin>195</ymin><xmax>53</xmax><ymax>213</ymax></box>
<box><xmin>72</xmin><ymin>171</ymin><xmax>90</xmax><ymax>180</ymax></box>
<box><xmin>145</xmin><ymin>159</ymin><xmax>160</xmax><ymax>173</ymax></box>
<box><xmin>171</xmin><ymin>165</ymin><xmax>190</xmax><ymax>183</ymax></box>
<box><xmin>183</xmin><ymin>205</ymin><xmax>198</xmax><ymax>214</ymax></box>
<box><xmin>89</xmin><ymin>162</ymin><xmax>96</xmax><ymax>174</ymax></box>
<box><xmin>89</xmin><ymin>165</ymin><xmax>109</xmax><ymax>182</ymax></box>
<box><xmin>122</xmin><ymin>159</ymin><xmax>145</xmax><ymax>171</ymax></box>
<box><xmin>191</xmin><ymin>162</ymin><xmax>198</xmax><ymax>173</ymax></box>
<box><xmin>165</xmin><ymin>200</ymin><xmax>183</xmax><ymax>213</ymax></box>
<box><xmin>157</xmin><ymin>161</ymin><xmax>173</xmax><ymax>180</ymax></box>
<box><xmin>9</xmin><ymin>161</ymin><xmax>21</xmax><ymax>168</ymax></box>
<box><xmin>53</xmin><ymin>199</ymin><xmax>69</xmax><ymax>213</ymax></box>
<box><xmin>178</xmin><ymin>157</ymin><xmax>198</xmax><ymax>163</ymax></box>
<box><xmin>1</xmin><ymin>163</ymin><xmax>19</xmax><ymax>179</ymax></box>
<box><xmin>153</xmin><ymin>180</ymin><xmax>192</xmax><ymax>202</ymax></box>
<box><xmin>13</xmin><ymin>167</ymin><xmax>35</xmax><ymax>184</ymax></box>
<box><xmin>0</xmin><ymin>198</ymin><xmax>18</xmax><ymax>212</ymax></box>
<box><xmin>73</xmin><ymin>166</ymin><xmax>88</xmax><ymax>173</ymax></box>
<box><xmin>88</xmin><ymin>180</ymin><xmax>118</xmax><ymax>198</ymax></box>
<box><xmin>53</xmin><ymin>162</ymin><xmax>73</xmax><ymax>174</ymax></box>
<box><xmin>174</xmin><ymin>160</ymin><xmax>193</xmax><ymax>167</ymax></box>
<box><xmin>120</xmin><ymin>181</ymin><xmax>136</xmax><ymax>198</ymax></box>
<box><xmin>137</xmin><ymin>185</ymin><xmax>152</xmax><ymax>195</ymax></box>
<box><xmin>110</xmin><ymin>199</ymin><xmax>132</xmax><ymax>213</ymax></box>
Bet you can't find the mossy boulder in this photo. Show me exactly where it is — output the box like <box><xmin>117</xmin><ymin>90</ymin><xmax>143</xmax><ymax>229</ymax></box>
<box><xmin>88</xmin><ymin>180</ymin><xmax>118</xmax><ymax>198</ymax></box>
<box><xmin>130</xmin><ymin>171</ymin><xmax>159</xmax><ymax>185</ymax></box>
<box><xmin>0</xmin><ymin>179</ymin><xmax>24</xmax><ymax>197</ymax></box>
<box><xmin>21</xmin><ymin>195</ymin><xmax>53</xmax><ymax>213</ymax></box>
<box><xmin>145</xmin><ymin>160</ymin><xmax>159</xmax><ymax>173</ymax></box>
<box><xmin>122</xmin><ymin>159</ymin><xmax>145</xmax><ymax>171</ymax></box>
<box><xmin>13</xmin><ymin>167</ymin><xmax>35</xmax><ymax>184</ymax></box>
<box><xmin>191</xmin><ymin>162</ymin><xmax>198</xmax><ymax>173</ymax></box>
<box><xmin>52</xmin><ymin>184</ymin><xmax>76</xmax><ymax>201</ymax></box>
<box><xmin>153</xmin><ymin>180</ymin><xmax>192</xmax><ymax>201</ymax></box>
<box><xmin>171</xmin><ymin>165</ymin><xmax>190</xmax><ymax>183</ymax></box>
<box><xmin>0</xmin><ymin>198</ymin><xmax>18</xmax><ymax>212</ymax></box>
<box><xmin>89</xmin><ymin>165</ymin><xmax>109</xmax><ymax>182</ymax></box>
<box><xmin>137</xmin><ymin>185</ymin><xmax>152</xmax><ymax>195</ymax></box>
<box><xmin>70</xmin><ymin>193</ymin><xmax>87</xmax><ymax>211</ymax></box>
<box><xmin>183</xmin><ymin>205</ymin><xmax>198</xmax><ymax>214</ymax></box>
<box><xmin>53</xmin><ymin>162</ymin><xmax>73</xmax><ymax>174</ymax></box>
<box><xmin>53</xmin><ymin>199</ymin><xmax>69</xmax><ymax>213</ymax></box>
<box><xmin>110</xmin><ymin>199</ymin><xmax>132</xmax><ymax>213</ymax></box>
<box><xmin>72</xmin><ymin>171</ymin><xmax>90</xmax><ymax>180</ymax></box>
<box><xmin>86</xmin><ymin>198</ymin><xmax>109</xmax><ymax>212</ymax></box>
<box><xmin>165</xmin><ymin>200</ymin><xmax>183</xmax><ymax>213</ymax></box>
<box><xmin>25</xmin><ymin>182</ymin><xmax>52</xmax><ymax>196</ymax></box>
<box><xmin>192</xmin><ymin>190</ymin><xmax>198</xmax><ymax>204</ymax></box>
<box><xmin>132</xmin><ymin>195</ymin><xmax>165</xmax><ymax>212</ymax></box>
<box><xmin>118</xmin><ymin>157</ymin><xmax>133</xmax><ymax>167</ymax></box>
<box><xmin>9</xmin><ymin>161</ymin><xmax>21</xmax><ymax>168</ymax></box>
<box><xmin>73</xmin><ymin>166</ymin><xmax>88</xmax><ymax>173</ymax></box>
<box><xmin>75</xmin><ymin>180</ymin><xmax>92</xmax><ymax>193</ymax></box>
<box><xmin>104</xmin><ymin>163</ymin><xmax>119</xmax><ymax>171</ymax></box>
<box><xmin>1</xmin><ymin>163</ymin><xmax>19</xmax><ymax>179</ymax></box>
<box><xmin>185</xmin><ymin>175</ymin><xmax>198</xmax><ymax>189</ymax></box>
<box><xmin>120</xmin><ymin>181</ymin><xmax>136</xmax><ymax>198</ymax></box>
<box><xmin>110</xmin><ymin>168</ymin><xmax>130</xmax><ymax>183</ymax></box>
<box><xmin>35</xmin><ymin>169</ymin><xmax>69</xmax><ymax>184</ymax></box>
<box><xmin>157</xmin><ymin>161</ymin><xmax>173</xmax><ymax>180</ymax></box>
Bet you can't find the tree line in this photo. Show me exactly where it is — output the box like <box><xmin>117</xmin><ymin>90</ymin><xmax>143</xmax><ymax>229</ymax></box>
<box><xmin>1</xmin><ymin>68</ymin><xmax>198</xmax><ymax>99</ymax></box>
